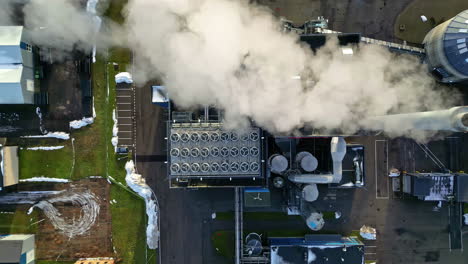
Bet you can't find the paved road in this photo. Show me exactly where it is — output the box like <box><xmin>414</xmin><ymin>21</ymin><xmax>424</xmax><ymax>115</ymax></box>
<box><xmin>134</xmin><ymin>82</ymin><xmax>234</xmax><ymax>264</ymax></box>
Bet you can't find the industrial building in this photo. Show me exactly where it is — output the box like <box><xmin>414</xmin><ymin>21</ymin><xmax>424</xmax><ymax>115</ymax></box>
<box><xmin>424</xmin><ymin>9</ymin><xmax>468</xmax><ymax>83</ymax></box>
<box><xmin>0</xmin><ymin>234</ymin><xmax>35</xmax><ymax>264</ymax></box>
<box><xmin>402</xmin><ymin>172</ymin><xmax>468</xmax><ymax>202</ymax></box>
<box><xmin>269</xmin><ymin>235</ymin><xmax>364</xmax><ymax>264</ymax></box>
<box><xmin>0</xmin><ymin>26</ymin><xmax>35</xmax><ymax>104</ymax></box>
<box><xmin>0</xmin><ymin>145</ymin><xmax>19</xmax><ymax>191</ymax></box>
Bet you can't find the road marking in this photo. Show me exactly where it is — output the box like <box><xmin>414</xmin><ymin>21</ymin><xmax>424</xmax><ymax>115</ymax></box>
<box><xmin>117</xmin><ymin>95</ymin><xmax>131</xmax><ymax>98</ymax></box>
<box><xmin>117</xmin><ymin>102</ymin><xmax>132</xmax><ymax>105</ymax></box>
<box><xmin>375</xmin><ymin>139</ymin><xmax>389</xmax><ymax>199</ymax></box>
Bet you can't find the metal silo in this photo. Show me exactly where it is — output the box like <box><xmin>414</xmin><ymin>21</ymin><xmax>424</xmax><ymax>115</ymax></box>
<box><xmin>423</xmin><ymin>10</ymin><xmax>468</xmax><ymax>83</ymax></box>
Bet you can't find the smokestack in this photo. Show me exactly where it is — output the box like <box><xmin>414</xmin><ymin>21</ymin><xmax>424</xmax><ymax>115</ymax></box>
<box><xmin>363</xmin><ymin>106</ymin><xmax>468</xmax><ymax>132</ymax></box>
<box><xmin>288</xmin><ymin>137</ymin><xmax>346</xmax><ymax>184</ymax></box>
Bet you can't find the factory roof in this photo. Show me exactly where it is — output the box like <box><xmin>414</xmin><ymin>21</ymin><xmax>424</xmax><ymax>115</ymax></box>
<box><xmin>168</xmin><ymin>122</ymin><xmax>264</xmax><ymax>187</ymax></box>
<box><xmin>270</xmin><ymin>235</ymin><xmax>364</xmax><ymax>264</ymax></box>
<box><xmin>244</xmin><ymin>188</ymin><xmax>271</xmax><ymax>207</ymax></box>
<box><xmin>408</xmin><ymin>173</ymin><xmax>454</xmax><ymax>201</ymax></box>
<box><xmin>0</xmin><ymin>234</ymin><xmax>34</xmax><ymax>263</ymax></box>
<box><xmin>0</xmin><ymin>26</ymin><xmax>23</xmax><ymax>46</ymax></box>
<box><xmin>456</xmin><ymin>173</ymin><xmax>468</xmax><ymax>202</ymax></box>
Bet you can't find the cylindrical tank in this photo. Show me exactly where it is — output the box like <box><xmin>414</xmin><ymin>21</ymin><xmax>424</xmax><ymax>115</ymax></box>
<box><xmin>245</xmin><ymin>233</ymin><xmax>262</xmax><ymax>256</ymax></box>
<box><xmin>268</xmin><ymin>154</ymin><xmax>288</xmax><ymax>174</ymax></box>
<box><xmin>363</xmin><ymin>106</ymin><xmax>468</xmax><ymax>132</ymax></box>
<box><xmin>272</xmin><ymin>176</ymin><xmax>285</xmax><ymax>188</ymax></box>
<box><xmin>423</xmin><ymin>9</ymin><xmax>468</xmax><ymax>83</ymax></box>
<box><xmin>295</xmin><ymin>151</ymin><xmax>318</xmax><ymax>172</ymax></box>
<box><xmin>302</xmin><ymin>184</ymin><xmax>319</xmax><ymax>202</ymax></box>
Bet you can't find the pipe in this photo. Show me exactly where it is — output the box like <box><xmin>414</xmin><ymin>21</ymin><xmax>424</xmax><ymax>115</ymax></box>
<box><xmin>288</xmin><ymin>137</ymin><xmax>346</xmax><ymax>184</ymax></box>
<box><xmin>363</xmin><ymin>106</ymin><xmax>468</xmax><ymax>132</ymax></box>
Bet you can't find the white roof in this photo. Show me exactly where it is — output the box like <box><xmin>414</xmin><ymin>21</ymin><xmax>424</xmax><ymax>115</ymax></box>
<box><xmin>0</xmin><ymin>26</ymin><xmax>23</xmax><ymax>46</ymax></box>
<box><xmin>0</xmin><ymin>65</ymin><xmax>22</xmax><ymax>83</ymax></box>
<box><xmin>152</xmin><ymin>86</ymin><xmax>168</xmax><ymax>103</ymax></box>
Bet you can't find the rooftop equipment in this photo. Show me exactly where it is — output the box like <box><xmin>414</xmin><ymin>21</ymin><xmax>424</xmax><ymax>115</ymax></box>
<box><xmin>268</xmin><ymin>154</ymin><xmax>288</xmax><ymax>174</ymax></box>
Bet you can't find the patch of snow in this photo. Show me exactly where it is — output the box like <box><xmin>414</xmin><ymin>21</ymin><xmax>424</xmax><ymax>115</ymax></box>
<box><xmin>360</xmin><ymin>225</ymin><xmax>377</xmax><ymax>240</ymax></box>
<box><xmin>464</xmin><ymin>214</ymin><xmax>468</xmax><ymax>225</ymax></box>
<box><xmin>22</xmin><ymin>132</ymin><xmax>70</xmax><ymax>140</ymax></box>
<box><xmin>70</xmin><ymin>117</ymin><xmax>94</xmax><ymax>129</ymax></box>
<box><xmin>20</xmin><ymin>177</ymin><xmax>70</xmax><ymax>183</ymax></box>
<box><xmin>437</xmin><ymin>201</ymin><xmax>442</xmax><ymax>208</ymax></box>
<box><xmin>0</xmin><ymin>147</ymin><xmax>4</xmax><ymax>178</ymax></box>
<box><xmin>340</xmin><ymin>182</ymin><xmax>354</xmax><ymax>187</ymax></box>
<box><xmin>211</xmin><ymin>212</ymin><xmax>216</xmax><ymax>219</ymax></box>
<box><xmin>115</xmin><ymin>72</ymin><xmax>133</xmax><ymax>84</ymax></box>
<box><xmin>88</xmin><ymin>176</ymin><xmax>103</xmax><ymax>178</ymax></box>
<box><xmin>26</xmin><ymin>146</ymin><xmax>64</xmax><ymax>151</ymax></box>
<box><xmin>307</xmin><ymin>249</ymin><xmax>316</xmax><ymax>263</ymax></box>
<box><xmin>125</xmin><ymin>160</ymin><xmax>159</xmax><ymax>249</ymax></box>
<box><xmin>335</xmin><ymin>211</ymin><xmax>341</xmax><ymax>219</ymax></box>
<box><xmin>106</xmin><ymin>178</ymin><xmax>112</xmax><ymax>184</ymax></box>
<box><xmin>112</xmin><ymin>109</ymin><xmax>118</xmax><ymax>149</ymax></box>
<box><xmin>420</xmin><ymin>15</ymin><xmax>428</xmax><ymax>22</ymax></box>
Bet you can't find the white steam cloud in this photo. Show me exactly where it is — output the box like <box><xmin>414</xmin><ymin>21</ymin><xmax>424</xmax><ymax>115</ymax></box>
<box><xmin>2</xmin><ymin>0</ymin><xmax>460</xmax><ymax>136</ymax></box>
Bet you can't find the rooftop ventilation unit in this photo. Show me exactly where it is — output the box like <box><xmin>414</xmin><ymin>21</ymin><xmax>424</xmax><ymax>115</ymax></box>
<box><xmin>170</xmin><ymin>148</ymin><xmax>180</xmax><ymax>157</ymax></box>
<box><xmin>211</xmin><ymin>147</ymin><xmax>220</xmax><ymax>157</ymax></box>
<box><xmin>240</xmin><ymin>147</ymin><xmax>250</xmax><ymax>156</ymax></box>
<box><xmin>295</xmin><ymin>151</ymin><xmax>318</xmax><ymax>172</ymax></box>
<box><xmin>210</xmin><ymin>132</ymin><xmax>220</xmax><ymax>141</ymax></box>
<box><xmin>180</xmin><ymin>133</ymin><xmax>190</xmax><ymax>142</ymax></box>
<box><xmin>170</xmin><ymin>133</ymin><xmax>180</xmax><ymax>142</ymax></box>
<box><xmin>230</xmin><ymin>132</ymin><xmax>238</xmax><ymax>141</ymax></box>
<box><xmin>250</xmin><ymin>147</ymin><xmax>259</xmax><ymax>156</ymax></box>
<box><xmin>211</xmin><ymin>162</ymin><xmax>220</xmax><ymax>172</ymax></box>
<box><xmin>191</xmin><ymin>148</ymin><xmax>200</xmax><ymax>157</ymax></box>
<box><xmin>230</xmin><ymin>147</ymin><xmax>239</xmax><ymax>157</ymax></box>
<box><xmin>180</xmin><ymin>148</ymin><xmax>190</xmax><ymax>158</ymax></box>
<box><xmin>250</xmin><ymin>162</ymin><xmax>260</xmax><ymax>172</ymax></box>
<box><xmin>191</xmin><ymin>163</ymin><xmax>200</xmax><ymax>172</ymax></box>
<box><xmin>220</xmin><ymin>147</ymin><xmax>230</xmax><ymax>157</ymax></box>
<box><xmin>240</xmin><ymin>162</ymin><xmax>250</xmax><ymax>172</ymax></box>
<box><xmin>201</xmin><ymin>163</ymin><xmax>210</xmax><ymax>172</ymax></box>
<box><xmin>190</xmin><ymin>133</ymin><xmax>200</xmax><ymax>142</ymax></box>
<box><xmin>250</xmin><ymin>131</ymin><xmax>259</xmax><ymax>141</ymax></box>
<box><xmin>200</xmin><ymin>147</ymin><xmax>210</xmax><ymax>157</ymax></box>
<box><xmin>221</xmin><ymin>132</ymin><xmax>230</xmax><ymax>141</ymax></box>
<box><xmin>241</xmin><ymin>134</ymin><xmax>250</xmax><ymax>141</ymax></box>
<box><xmin>171</xmin><ymin>163</ymin><xmax>180</xmax><ymax>173</ymax></box>
<box><xmin>230</xmin><ymin>162</ymin><xmax>240</xmax><ymax>172</ymax></box>
<box><xmin>181</xmin><ymin>163</ymin><xmax>190</xmax><ymax>173</ymax></box>
<box><xmin>200</xmin><ymin>132</ymin><xmax>210</xmax><ymax>141</ymax></box>
<box><xmin>221</xmin><ymin>162</ymin><xmax>230</xmax><ymax>172</ymax></box>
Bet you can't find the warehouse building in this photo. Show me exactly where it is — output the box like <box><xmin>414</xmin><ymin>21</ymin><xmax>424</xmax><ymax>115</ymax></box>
<box><xmin>0</xmin><ymin>26</ymin><xmax>35</xmax><ymax>104</ymax></box>
<box><xmin>0</xmin><ymin>234</ymin><xmax>35</xmax><ymax>264</ymax></box>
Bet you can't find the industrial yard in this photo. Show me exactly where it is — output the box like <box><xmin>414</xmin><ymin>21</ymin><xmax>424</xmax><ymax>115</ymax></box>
<box><xmin>0</xmin><ymin>0</ymin><xmax>468</xmax><ymax>264</ymax></box>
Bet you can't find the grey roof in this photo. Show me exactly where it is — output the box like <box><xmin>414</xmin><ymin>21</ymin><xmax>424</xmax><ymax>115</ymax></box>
<box><xmin>410</xmin><ymin>173</ymin><xmax>454</xmax><ymax>201</ymax></box>
<box><xmin>0</xmin><ymin>234</ymin><xmax>34</xmax><ymax>263</ymax></box>
<box><xmin>168</xmin><ymin>123</ymin><xmax>262</xmax><ymax>179</ymax></box>
<box><xmin>443</xmin><ymin>10</ymin><xmax>468</xmax><ymax>76</ymax></box>
<box><xmin>456</xmin><ymin>174</ymin><xmax>468</xmax><ymax>202</ymax></box>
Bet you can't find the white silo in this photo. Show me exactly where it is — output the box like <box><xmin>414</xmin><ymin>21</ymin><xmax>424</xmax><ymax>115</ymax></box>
<box><xmin>295</xmin><ymin>152</ymin><xmax>318</xmax><ymax>172</ymax></box>
<box><xmin>268</xmin><ymin>154</ymin><xmax>289</xmax><ymax>174</ymax></box>
<box><xmin>423</xmin><ymin>9</ymin><xmax>468</xmax><ymax>83</ymax></box>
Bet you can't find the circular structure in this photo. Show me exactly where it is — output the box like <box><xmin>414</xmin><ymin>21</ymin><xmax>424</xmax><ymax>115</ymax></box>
<box><xmin>230</xmin><ymin>132</ymin><xmax>239</xmax><ymax>141</ymax></box>
<box><xmin>245</xmin><ymin>233</ymin><xmax>262</xmax><ymax>256</ymax></box>
<box><xmin>250</xmin><ymin>147</ymin><xmax>259</xmax><ymax>156</ymax></box>
<box><xmin>250</xmin><ymin>162</ymin><xmax>260</xmax><ymax>172</ymax></box>
<box><xmin>268</xmin><ymin>154</ymin><xmax>288</xmax><ymax>174</ymax></box>
<box><xmin>180</xmin><ymin>148</ymin><xmax>190</xmax><ymax>158</ymax></box>
<box><xmin>170</xmin><ymin>133</ymin><xmax>180</xmax><ymax>142</ymax></box>
<box><xmin>211</xmin><ymin>162</ymin><xmax>220</xmax><ymax>172</ymax></box>
<box><xmin>302</xmin><ymin>184</ymin><xmax>319</xmax><ymax>202</ymax></box>
<box><xmin>220</xmin><ymin>147</ymin><xmax>230</xmax><ymax>157</ymax></box>
<box><xmin>304</xmin><ymin>212</ymin><xmax>325</xmax><ymax>231</ymax></box>
<box><xmin>191</xmin><ymin>163</ymin><xmax>200</xmax><ymax>172</ymax></box>
<box><xmin>272</xmin><ymin>176</ymin><xmax>285</xmax><ymax>188</ymax></box>
<box><xmin>190</xmin><ymin>148</ymin><xmax>200</xmax><ymax>157</ymax></box>
<box><xmin>210</xmin><ymin>132</ymin><xmax>220</xmax><ymax>142</ymax></box>
<box><xmin>295</xmin><ymin>151</ymin><xmax>318</xmax><ymax>172</ymax></box>
<box><xmin>240</xmin><ymin>147</ymin><xmax>250</xmax><ymax>156</ymax></box>
<box><xmin>462</xmin><ymin>113</ymin><xmax>468</xmax><ymax>127</ymax></box>
<box><xmin>200</xmin><ymin>132</ymin><xmax>210</xmax><ymax>142</ymax></box>
<box><xmin>423</xmin><ymin>9</ymin><xmax>468</xmax><ymax>83</ymax></box>
<box><xmin>240</xmin><ymin>162</ymin><xmax>250</xmax><ymax>172</ymax></box>
<box><xmin>200</xmin><ymin>147</ymin><xmax>210</xmax><ymax>157</ymax></box>
<box><xmin>170</xmin><ymin>148</ymin><xmax>180</xmax><ymax>157</ymax></box>
<box><xmin>220</xmin><ymin>132</ymin><xmax>230</xmax><ymax>141</ymax></box>
<box><xmin>180</xmin><ymin>133</ymin><xmax>190</xmax><ymax>142</ymax></box>
<box><xmin>230</xmin><ymin>147</ymin><xmax>239</xmax><ymax>157</ymax></box>
<box><xmin>250</xmin><ymin>131</ymin><xmax>259</xmax><ymax>141</ymax></box>
<box><xmin>170</xmin><ymin>163</ymin><xmax>180</xmax><ymax>173</ymax></box>
<box><xmin>221</xmin><ymin>162</ymin><xmax>230</xmax><ymax>172</ymax></box>
<box><xmin>230</xmin><ymin>162</ymin><xmax>240</xmax><ymax>172</ymax></box>
<box><xmin>201</xmin><ymin>163</ymin><xmax>210</xmax><ymax>172</ymax></box>
<box><xmin>241</xmin><ymin>134</ymin><xmax>250</xmax><ymax>141</ymax></box>
<box><xmin>181</xmin><ymin>163</ymin><xmax>190</xmax><ymax>173</ymax></box>
<box><xmin>190</xmin><ymin>133</ymin><xmax>200</xmax><ymax>142</ymax></box>
<box><xmin>210</xmin><ymin>147</ymin><xmax>220</xmax><ymax>157</ymax></box>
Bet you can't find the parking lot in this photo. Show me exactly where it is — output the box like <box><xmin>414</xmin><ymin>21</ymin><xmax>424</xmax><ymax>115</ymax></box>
<box><xmin>116</xmin><ymin>83</ymin><xmax>135</xmax><ymax>149</ymax></box>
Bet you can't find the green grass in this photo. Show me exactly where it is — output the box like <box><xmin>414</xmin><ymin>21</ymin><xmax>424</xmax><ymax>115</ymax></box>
<box><xmin>103</xmin><ymin>0</ymin><xmax>128</xmax><ymax>25</ymax></box>
<box><xmin>0</xmin><ymin>210</ymin><xmax>39</xmax><ymax>234</ymax></box>
<box><xmin>464</xmin><ymin>203</ymin><xmax>468</xmax><ymax>214</ymax></box>
<box><xmin>216</xmin><ymin>211</ymin><xmax>302</xmax><ymax>221</ymax></box>
<box><xmin>212</xmin><ymin>231</ymin><xmax>235</xmax><ymax>263</ymax></box>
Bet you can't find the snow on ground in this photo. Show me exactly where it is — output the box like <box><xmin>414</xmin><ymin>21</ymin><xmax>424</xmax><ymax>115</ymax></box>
<box><xmin>26</xmin><ymin>146</ymin><xmax>64</xmax><ymax>151</ymax></box>
<box><xmin>115</xmin><ymin>72</ymin><xmax>133</xmax><ymax>84</ymax></box>
<box><xmin>125</xmin><ymin>160</ymin><xmax>159</xmax><ymax>249</ymax></box>
<box><xmin>464</xmin><ymin>214</ymin><xmax>468</xmax><ymax>225</ymax></box>
<box><xmin>28</xmin><ymin>191</ymin><xmax>100</xmax><ymax>238</ymax></box>
<box><xmin>0</xmin><ymin>146</ymin><xmax>4</xmax><ymax>179</ymax></box>
<box><xmin>22</xmin><ymin>132</ymin><xmax>70</xmax><ymax>140</ymax></box>
<box><xmin>20</xmin><ymin>177</ymin><xmax>70</xmax><ymax>183</ymax></box>
<box><xmin>70</xmin><ymin>117</ymin><xmax>94</xmax><ymax>129</ymax></box>
<box><xmin>112</xmin><ymin>109</ymin><xmax>118</xmax><ymax>149</ymax></box>
<box><xmin>360</xmin><ymin>225</ymin><xmax>377</xmax><ymax>240</ymax></box>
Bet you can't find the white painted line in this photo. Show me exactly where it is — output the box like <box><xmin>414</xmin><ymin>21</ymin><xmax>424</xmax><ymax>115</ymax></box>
<box><xmin>119</xmin><ymin>138</ymin><xmax>133</xmax><ymax>140</ymax></box>
<box><xmin>365</xmin><ymin>246</ymin><xmax>377</xmax><ymax>248</ymax></box>
<box><xmin>118</xmin><ymin>117</ymin><xmax>132</xmax><ymax>119</ymax></box>
<box><xmin>119</xmin><ymin>131</ymin><xmax>133</xmax><ymax>133</ymax></box>
<box><xmin>118</xmin><ymin>110</ymin><xmax>132</xmax><ymax>111</ymax></box>
<box><xmin>117</xmin><ymin>102</ymin><xmax>132</xmax><ymax>105</ymax></box>
<box><xmin>118</xmin><ymin>124</ymin><xmax>132</xmax><ymax>125</ymax></box>
<box><xmin>117</xmin><ymin>95</ymin><xmax>131</xmax><ymax>98</ymax></box>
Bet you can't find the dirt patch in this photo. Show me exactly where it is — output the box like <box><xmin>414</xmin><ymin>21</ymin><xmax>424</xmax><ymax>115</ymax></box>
<box><xmin>31</xmin><ymin>178</ymin><xmax>113</xmax><ymax>261</ymax></box>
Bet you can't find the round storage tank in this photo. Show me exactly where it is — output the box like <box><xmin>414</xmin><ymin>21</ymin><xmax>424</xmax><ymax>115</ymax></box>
<box><xmin>268</xmin><ymin>154</ymin><xmax>288</xmax><ymax>174</ymax></box>
<box><xmin>423</xmin><ymin>9</ymin><xmax>468</xmax><ymax>83</ymax></box>
<box><xmin>302</xmin><ymin>184</ymin><xmax>319</xmax><ymax>202</ymax></box>
<box><xmin>245</xmin><ymin>233</ymin><xmax>262</xmax><ymax>256</ymax></box>
<box><xmin>295</xmin><ymin>151</ymin><xmax>318</xmax><ymax>172</ymax></box>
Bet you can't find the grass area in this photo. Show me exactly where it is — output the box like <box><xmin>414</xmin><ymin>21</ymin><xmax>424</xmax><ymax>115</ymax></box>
<box><xmin>0</xmin><ymin>210</ymin><xmax>38</xmax><ymax>234</ymax></box>
<box><xmin>212</xmin><ymin>231</ymin><xmax>235</xmax><ymax>263</ymax></box>
<box><xmin>103</xmin><ymin>0</ymin><xmax>128</xmax><ymax>25</ymax></box>
<box><xmin>464</xmin><ymin>203</ymin><xmax>468</xmax><ymax>214</ymax></box>
<box><xmin>394</xmin><ymin>0</ymin><xmax>468</xmax><ymax>43</ymax></box>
